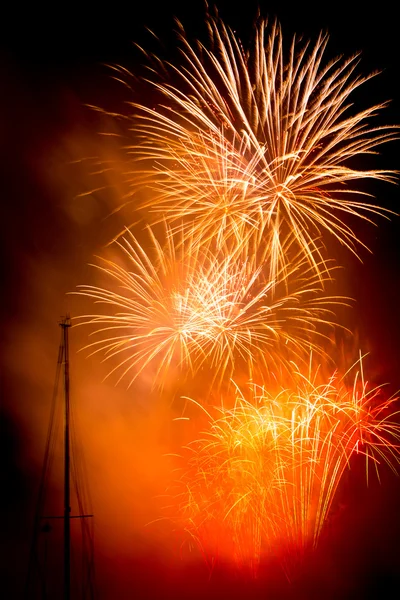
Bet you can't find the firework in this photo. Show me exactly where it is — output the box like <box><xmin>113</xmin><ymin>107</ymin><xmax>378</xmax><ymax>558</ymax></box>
<box><xmin>166</xmin><ymin>357</ymin><xmax>400</xmax><ymax>574</ymax></box>
<box><xmin>73</xmin><ymin>228</ymin><xmax>347</xmax><ymax>390</ymax></box>
<box><xmin>72</xmin><ymin>8</ymin><xmax>400</xmax><ymax>584</ymax></box>
<box><xmin>121</xmin><ymin>14</ymin><xmax>398</xmax><ymax>279</ymax></box>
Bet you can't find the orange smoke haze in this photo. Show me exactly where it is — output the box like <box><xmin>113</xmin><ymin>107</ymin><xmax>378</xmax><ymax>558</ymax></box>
<box><xmin>2</xmin><ymin>8</ymin><xmax>400</xmax><ymax>599</ymax></box>
<box><xmin>0</xmin><ymin>63</ymin><xmax>181</xmax><ymax>597</ymax></box>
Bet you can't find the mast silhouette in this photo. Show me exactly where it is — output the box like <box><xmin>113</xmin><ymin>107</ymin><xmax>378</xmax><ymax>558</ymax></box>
<box><xmin>61</xmin><ymin>316</ymin><xmax>71</xmax><ymax>600</ymax></box>
<box><xmin>25</xmin><ymin>315</ymin><xmax>95</xmax><ymax>599</ymax></box>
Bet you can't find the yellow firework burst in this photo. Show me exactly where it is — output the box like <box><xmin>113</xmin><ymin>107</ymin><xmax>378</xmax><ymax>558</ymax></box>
<box><xmin>73</xmin><ymin>228</ymin><xmax>347</xmax><ymax>390</ymax></box>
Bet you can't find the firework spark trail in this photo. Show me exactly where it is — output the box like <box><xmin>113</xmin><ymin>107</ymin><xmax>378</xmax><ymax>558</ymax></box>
<box><xmin>120</xmin><ymin>14</ymin><xmax>399</xmax><ymax>280</ymax></box>
<box><xmin>166</xmin><ymin>358</ymin><xmax>400</xmax><ymax>574</ymax></box>
<box><xmin>73</xmin><ymin>227</ymin><xmax>348</xmax><ymax>390</ymax></box>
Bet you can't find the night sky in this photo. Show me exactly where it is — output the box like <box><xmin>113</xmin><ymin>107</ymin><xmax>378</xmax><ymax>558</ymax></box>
<box><xmin>1</xmin><ymin>2</ymin><xmax>400</xmax><ymax>599</ymax></box>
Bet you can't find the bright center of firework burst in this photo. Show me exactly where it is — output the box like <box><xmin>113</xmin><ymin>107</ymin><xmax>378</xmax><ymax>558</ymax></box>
<box><xmin>76</xmin><ymin>225</ymin><xmax>353</xmax><ymax>388</ymax></box>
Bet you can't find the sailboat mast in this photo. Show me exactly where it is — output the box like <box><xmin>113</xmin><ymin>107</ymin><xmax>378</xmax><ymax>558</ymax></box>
<box><xmin>61</xmin><ymin>316</ymin><xmax>71</xmax><ymax>600</ymax></box>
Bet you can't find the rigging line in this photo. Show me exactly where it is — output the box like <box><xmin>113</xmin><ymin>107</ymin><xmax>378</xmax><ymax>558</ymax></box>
<box><xmin>25</xmin><ymin>325</ymin><xmax>65</xmax><ymax>599</ymax></box>
<box><xmin>63</xmin><ymin>319</ymin><xmax>97</xmax><ymax>600</ymax></box>
<box><xmin>70</xmin><ymin>410</ymin><xmax>97</xmax><ymax>598</ymax></box>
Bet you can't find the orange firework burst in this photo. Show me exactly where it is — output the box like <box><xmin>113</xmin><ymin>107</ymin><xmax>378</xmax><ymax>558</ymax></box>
<box><xmin>120</xmin><ymin>13</ymin><xmax>398</xmax><ymax>278</ymax></box>
<box><xmin>73</xmin><ymin>228</ymin><xmax>347</xmax><ymax>390</ymax></box>
<box><xmin>166</xmin><ymin>357</ymin><xmax>400</xmax><ymax>575</ymax></box>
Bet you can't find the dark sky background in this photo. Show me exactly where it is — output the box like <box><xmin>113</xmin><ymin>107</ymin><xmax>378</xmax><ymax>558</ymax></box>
<box><xmin>1</xmin><ymin>2</ymin><xmax>400</xmax><ymax>599</ymax></box>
